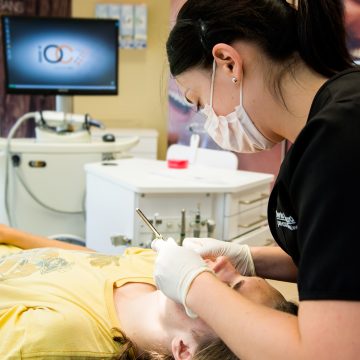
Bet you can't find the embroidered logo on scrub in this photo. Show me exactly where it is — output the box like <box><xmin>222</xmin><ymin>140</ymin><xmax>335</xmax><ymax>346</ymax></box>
<box><xmin>276</xmin><ymin>211</ymin><xmax>298</xmax><ymax>231</ymax></box>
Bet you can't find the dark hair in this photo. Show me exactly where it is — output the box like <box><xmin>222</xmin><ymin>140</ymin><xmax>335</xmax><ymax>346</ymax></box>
<box><xmin>167</xmin><ymin>0</ymin><xmax>354</xmax><ymax>78</ymax></box>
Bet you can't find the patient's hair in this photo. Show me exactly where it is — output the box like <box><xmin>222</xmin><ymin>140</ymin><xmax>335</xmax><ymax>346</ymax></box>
<box><xmin>117</xmin><ymin>299</ymin><xmax>298</xmax><ymax>360</ymax></box>
<box><xmin>275</xmin><ymin>298</ymin><xmax>298</xmax><ymax>316</ymax></box>
<box><xmin>114</xmin><ymin>299</ymin><xmax>298</xmax><ymax>360</ymax></box>
<box><xmin>144</xmin><ymin>336</ymin><xmax>238</xmax><ymax>360</ymax></box>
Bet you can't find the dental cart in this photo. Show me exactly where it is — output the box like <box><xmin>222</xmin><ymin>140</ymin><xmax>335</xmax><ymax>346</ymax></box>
<box><xmin>85</xmin><ymin>158</ymin><xmax>274</xmax><ymax>253</ymax></box>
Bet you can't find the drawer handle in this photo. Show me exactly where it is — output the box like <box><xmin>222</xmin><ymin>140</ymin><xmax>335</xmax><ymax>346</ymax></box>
<box><xmin>238</xmin><ymin>215</ymin><xmax>267</xmax><ymax>229</ymax></box>
<box><xmin>238</xmin><ymin>193</ymin><xmax>269</xmax><ymax>205</ymax></box>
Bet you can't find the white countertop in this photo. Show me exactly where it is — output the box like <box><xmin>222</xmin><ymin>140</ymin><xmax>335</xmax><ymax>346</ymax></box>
<box><xmin>0</xmin><ymin>137</ymin><xmax>139</xmax><ymax>154</ymax></box>
<box><xmin>85</xmin><ymin>158</ymin><xmax>274</xmax><ymax>193</ymax></box>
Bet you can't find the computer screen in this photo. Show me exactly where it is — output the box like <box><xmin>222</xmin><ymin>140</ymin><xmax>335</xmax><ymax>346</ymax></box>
<box><xmin>2</xmin><ymin>16</ymin><xmax>119</xmax><ymax>95</ymax></box>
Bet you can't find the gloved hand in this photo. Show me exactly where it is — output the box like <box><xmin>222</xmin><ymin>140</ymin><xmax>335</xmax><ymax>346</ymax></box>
<box><xmin>183</xmin><ymin>237</ymin><xmax>256</xmax><ymax>276</ymax></box>
<box><xmin>152</xmin><ymin>237</ymin><xmax>214</xmax><ymax>318</ymax></box>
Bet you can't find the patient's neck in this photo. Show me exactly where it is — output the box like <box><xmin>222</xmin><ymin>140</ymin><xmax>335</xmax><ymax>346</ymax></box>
<box><xmin>113</xmin><ymin>283</ymin><xmax>172</xmax><ymax>354</ymax></box>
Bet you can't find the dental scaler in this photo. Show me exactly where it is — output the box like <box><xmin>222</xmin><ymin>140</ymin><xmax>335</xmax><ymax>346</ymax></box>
<box><xmin>136</xmin><ymin>208</ymin><xmax>163</xmax><ymax>240</ymax></box>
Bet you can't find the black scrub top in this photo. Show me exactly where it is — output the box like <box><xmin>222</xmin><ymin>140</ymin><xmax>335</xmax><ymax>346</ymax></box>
<box><xmin>268</xmin><ymin>68</ymin><xmax>360</xmax><ymax>301</ymax></box>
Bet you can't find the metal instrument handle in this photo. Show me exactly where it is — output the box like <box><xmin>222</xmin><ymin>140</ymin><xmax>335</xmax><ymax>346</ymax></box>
<box><xmin>238</xmin><ymin>193</ymin><xmax>269</xmax><ymax>205</ymax></box>
<box><xmin>238</xmin><ymin>215</ymin><xmax>267</xmax><ymax>229</ymax></box>
<box><xmin>180</xmin><ymin>209</ymin><xmax>186</xmax><ymax>245</ymax></box>
<box><xmin>136</xmin><ymin>208</ymin><xmax>163</xmax><ymax>239</ymax></box>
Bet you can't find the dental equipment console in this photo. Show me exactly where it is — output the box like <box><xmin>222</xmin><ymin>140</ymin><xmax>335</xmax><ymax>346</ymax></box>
<box><xmin>112</xmin><ymin>206</ymin><xmax>209</xmax><ymax>248</ymax></box>
<box><xmin>85</xmin><ymin>158</ymin><xmax>275</xmax><ymax>253</ymax></box>
<box><xmin>134</xmin><ymin>207</ymin><xmax>211</xmax><ymax>247</ymax></box>
<box><xmin>0</xmin><ymin>111</ymin><xmax>139</xmax><ymax>238</ymax></box>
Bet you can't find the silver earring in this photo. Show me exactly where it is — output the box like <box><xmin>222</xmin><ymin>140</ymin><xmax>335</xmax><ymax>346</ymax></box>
<box><xmin>232</xmin><ymin>77</ymin><xmax>238</xmax><ymax>84</ymax></box>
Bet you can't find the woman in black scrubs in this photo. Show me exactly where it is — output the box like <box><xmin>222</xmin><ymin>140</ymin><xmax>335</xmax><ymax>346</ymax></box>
<box><xmin>153</xmin><ymin>1</ymin><xmax>360</xmax><ymax>359</ymax></box>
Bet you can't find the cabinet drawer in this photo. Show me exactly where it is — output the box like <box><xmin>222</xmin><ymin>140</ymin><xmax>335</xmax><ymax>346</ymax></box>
<box><xmin>231</xmin><ymin>225</ymin><xmax>275</xmax><ymax>247</ymax></box>
<box><xmin>224</xmin><ymin>185</ymin><xmax>270</xmax><ymax>216</ymax></box>
<box><xmin>223</xmin><ymin>204</ymin><xmax>268</xmax><ymax>240</ymax></box>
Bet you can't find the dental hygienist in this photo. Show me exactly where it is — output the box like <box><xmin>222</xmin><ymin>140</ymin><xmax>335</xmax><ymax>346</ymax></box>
<box><xmin>153</xmin><ymin>1</ymin><xmax>360</xmax><ymax>359</ymax></box>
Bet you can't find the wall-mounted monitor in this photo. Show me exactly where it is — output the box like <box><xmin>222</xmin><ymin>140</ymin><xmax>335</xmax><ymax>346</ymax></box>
<box><xmin>1</xmin><ymin>16</ymin><xmax>119</xmax><ymax>95</ymax></box>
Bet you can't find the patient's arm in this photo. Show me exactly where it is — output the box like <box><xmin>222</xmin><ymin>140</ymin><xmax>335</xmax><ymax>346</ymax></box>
<box><xmin>0</xmin><ymin>224</ymin><xmax>95</xmax><ymax>252</ymax></box>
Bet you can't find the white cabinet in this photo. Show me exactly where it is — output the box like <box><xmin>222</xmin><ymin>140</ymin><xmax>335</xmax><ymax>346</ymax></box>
<box><xmin>85</xmin><ymin>158</ymin><xmax>274</xmax><ymax>253</ymax></box>
<box><xmin>223</xmin><ymin>185</ymin><xmax>270</xmax><ymax>240</ymax></box>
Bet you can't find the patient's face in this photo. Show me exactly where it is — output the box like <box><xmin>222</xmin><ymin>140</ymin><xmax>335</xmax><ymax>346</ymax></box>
<box><xmin>160</xmin><ymin>256</ymin><xmax>286</xmax><ymax>342</ymax></box>
<box><xmin>206</xmin><ymin>256</ymin><xmax>285</xmax><ymax>308</ymax></box>
<box><xmin>157</xmin><ymin>256</ymin><xmax>289</xmax><ymax>360</ymax></box>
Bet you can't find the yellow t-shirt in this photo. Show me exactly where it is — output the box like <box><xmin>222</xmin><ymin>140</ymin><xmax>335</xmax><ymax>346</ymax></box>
<box><xmin>0</xmin><ymin>246</ymin><xmax>156</xmax><ymax>359</ymax></box>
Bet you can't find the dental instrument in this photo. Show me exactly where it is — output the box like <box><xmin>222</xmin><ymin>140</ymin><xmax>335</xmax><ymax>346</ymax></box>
<box><xmin>136</xmin><ymin>208</ymin><xmax>164</xmax><ymax>240</ymax></box>
<box><xmin>193</xmin><ymin>206</ymin><xmax>201</xmax><ymax>238</ymax></box>
<box><xmin>206</xmin><ymin>219</ymin><xmax>216</xmax><ymax>238</ymax></box>
<box><xmin>180</xmin><ymin>209</ymin><xmax>186</xmax><ymax>245</ymax></box>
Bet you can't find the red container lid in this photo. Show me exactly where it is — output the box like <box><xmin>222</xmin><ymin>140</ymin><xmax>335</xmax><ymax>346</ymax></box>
<box><xmin>167</xmin><ymin>159</ymin><xmax>189</xmax><ymax>169</ymax></box>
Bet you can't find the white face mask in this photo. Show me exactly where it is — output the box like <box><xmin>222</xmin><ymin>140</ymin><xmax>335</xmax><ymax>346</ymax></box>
<box><xmin>202</xmin><ymin>61</ymin><xmax>276</xmax><ymax>153</ymax></box>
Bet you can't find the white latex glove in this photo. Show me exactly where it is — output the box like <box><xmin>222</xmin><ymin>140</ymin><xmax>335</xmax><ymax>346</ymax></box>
<box><xmin>151</xmin><ymin>237</ymin><xmax>175</xmax><ymax>252</ymax></box>
<box><xmin>183</xmin><ymin>237</ymin><xmax>256</xmax><ymax>276</ymax></box>
<box><xmin>152</xmin><ymin>237</ymin><xmax>214</xmax><ymax>318</ymax></box>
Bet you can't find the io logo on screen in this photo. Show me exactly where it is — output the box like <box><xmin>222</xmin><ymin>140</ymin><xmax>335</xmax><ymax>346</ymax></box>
<box><xmin>38</xmin><ymin>44</ymin><xmax>87</xmax><ymax>66</ymax></box>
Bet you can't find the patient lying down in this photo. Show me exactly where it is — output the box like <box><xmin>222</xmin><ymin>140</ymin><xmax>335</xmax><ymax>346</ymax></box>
<box><xmin>0</xmin><ymin>225</ymin><xmax>297</xmax><ymax>360</ymax></box>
